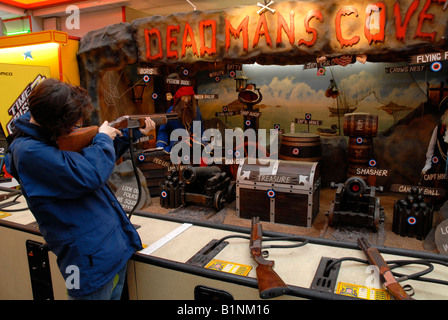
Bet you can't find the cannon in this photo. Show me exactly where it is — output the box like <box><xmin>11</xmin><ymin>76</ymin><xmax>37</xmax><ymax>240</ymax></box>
<box><xmin>160</xmin><ymin>166</ymin><xmax>235</xmax><ymax>211</ymax></box>
<box><xmin>326</xmin><ymin>176</ymin><xmax>384</xmax><ymax>231</ymax></box>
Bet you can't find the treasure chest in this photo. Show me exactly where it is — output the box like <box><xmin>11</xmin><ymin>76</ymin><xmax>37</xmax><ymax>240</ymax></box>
<box><xmin>236</xmin><ymin>159</ymin><xmax>321</xmax><ymax>227</ymax></box>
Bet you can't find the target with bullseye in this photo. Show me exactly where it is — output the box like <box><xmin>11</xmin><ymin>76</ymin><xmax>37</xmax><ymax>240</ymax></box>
<box><xmin>407</xmin><ymin>217</ymin><xmax>417</xmax><ymax>225</ymax></box>
<box><xmin>161</xmin><ymin>191</ymin><xmax>167</xmax><ymax>198</ymax></box>
<box><xmin>138</xmin><ymin>154</ymin><xmax>146</xmax><ymax>162</ymax></box>
<box><xmin>292</xmin><ymin>148</ymin><xmax>300</xmax><ymax>155</ymax></box>
<box><xmin>431</xmin><ymin>61</ymin><xmax>442</xmax><ymax>72</ymax></box>
<box><xmin>245</xmin><ymin>120</ymin><xmax>251</xmax><ymax>126</ymax></box>
<box><xmin>152</xmin><ymin>93</ymin><xmax>158</xmax><ymax>99</ymax></box>
<box><xmin>369</xmin><ymin>159</ymin><xmax>376</xmax><ymax>167</ymax></box>
<box><xmin>432</xmin><ymin>156</ymin><xmax>439</xmax><ymax>164</ymax></box>
<box><xmin>143</xmin><ymin>75</ymin><xmax>150</xmax><ymax>82</ymax></box>
<box><xmin>267</xmin><ymin>189</ymin><xmax>276</xmax><ymax>198</ymax></box>
<box><xmin>356</xmin><ymin>137</ymin><xmax>363</xmax><ymax>144</ymax></box>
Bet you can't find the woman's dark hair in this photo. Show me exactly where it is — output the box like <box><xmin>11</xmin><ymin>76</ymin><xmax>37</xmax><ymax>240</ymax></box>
<box><xmin>28</xmin><ymin>78</ymin><xmax>93</xmax><ymax>139</ymax></box>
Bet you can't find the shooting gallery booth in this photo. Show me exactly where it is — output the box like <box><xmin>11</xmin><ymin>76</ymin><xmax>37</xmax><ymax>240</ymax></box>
<box><xmin>1</xmin><ymin>0</ymin><xmax>448</xmax><ymax>303</ymax></box>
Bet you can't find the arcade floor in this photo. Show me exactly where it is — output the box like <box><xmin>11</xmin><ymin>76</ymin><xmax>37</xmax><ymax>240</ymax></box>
<box><xmin>140</xmin><ymin>187</ymin><xmax>443</xmax><ymax>254</ymax></box>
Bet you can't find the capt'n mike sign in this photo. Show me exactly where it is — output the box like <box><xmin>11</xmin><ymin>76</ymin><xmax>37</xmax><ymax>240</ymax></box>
<box><xmin>132</xmin><ymin>0</ymin><xmax>448</xmax><ymax>65</ymax></box>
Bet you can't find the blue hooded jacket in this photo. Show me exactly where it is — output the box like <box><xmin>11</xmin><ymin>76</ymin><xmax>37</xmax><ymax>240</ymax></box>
<box><xmin>5</xmin><ymin>113</ymin><xmax>143</xmax><ymax>297</ymax></box>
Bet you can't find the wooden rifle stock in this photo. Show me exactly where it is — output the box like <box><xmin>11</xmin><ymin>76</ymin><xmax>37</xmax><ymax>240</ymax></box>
<box><xmin>250</xmin><ymin>217</ymin><xmax>288</xmax><ymax>299</ymax></box>
<box><xmin>57</xmin><ymin>113</ymin><xmax>177</xmax><ymax>152</ymax></box>
<box><xmin>357</xmin><ymin>237</ymin><xmax>414</xmax><ymax>300</ymax></box>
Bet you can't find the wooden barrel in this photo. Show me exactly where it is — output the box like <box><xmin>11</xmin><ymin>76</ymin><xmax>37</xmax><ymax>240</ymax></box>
<box><xmin>279</xmin><ymin>132</ymin><xmax>322</xmax><ymax>162</ymax></box>
<box><xmin>347</xmin><ymin>137</ymin><xmax>373</xmax><ymax>165</ymax></box>
<box><xmin>343</xmin><ymin>113</ymin><xmax>378</xmax><ymax>137</ymax></box>
<box><xmin>347</xmin><ymin>137</ymin><xmax>375</xmax><ymax>185</ymax></box>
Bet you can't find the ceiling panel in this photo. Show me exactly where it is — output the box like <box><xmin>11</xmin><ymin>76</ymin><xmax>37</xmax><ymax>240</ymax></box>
<box><xmin>0</xmin><ymin>0</ymin><xmax>285</xmax><ymax>19</ymax></box>
<box><xmin>0</xmin><ymin>0</ymin><xmax>287</xmax><ymax>21</ymax></box>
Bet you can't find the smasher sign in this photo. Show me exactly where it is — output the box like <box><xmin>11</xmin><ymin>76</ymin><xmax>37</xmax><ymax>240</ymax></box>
<box><xmin>136</xmin><ymin>0</ymin><xmax>448</xmax><ymax>64</ymax></box>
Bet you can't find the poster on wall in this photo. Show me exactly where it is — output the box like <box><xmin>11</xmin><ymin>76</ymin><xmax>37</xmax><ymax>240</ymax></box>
<box><xmin>0</xmin><ymin>63</ymin><xmax>50</xmax><ymax>136</ymax></box>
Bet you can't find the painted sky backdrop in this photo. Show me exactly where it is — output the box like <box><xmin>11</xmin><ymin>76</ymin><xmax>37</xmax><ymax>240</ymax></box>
<box><xmin>197</xmin><ymin>60</ymin><xmax>443</xmax><ymax>135</ymax></box>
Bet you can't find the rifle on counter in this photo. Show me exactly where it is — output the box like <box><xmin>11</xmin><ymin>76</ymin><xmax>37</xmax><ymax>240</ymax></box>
<box><xmin>357</xmin><ymin>236</ymin><xmax>415</xmax><ymax>300</ymax></box>
<box><xmin>250</xmin><ymin>217</ymin><xmax>289</xmax><ymax>299</ymax></box>
<box><xmin>58</xmin><ymin>113</ymin><xmax>177</xmax><ymax>152</ymax></box>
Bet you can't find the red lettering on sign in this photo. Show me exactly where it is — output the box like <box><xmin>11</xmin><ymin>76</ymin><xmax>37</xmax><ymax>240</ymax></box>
<box><xmin>167</xmin><ymin>25</ymin><xmax>180</xmax><ymax>59</ymax></box>
<box><xmin>182</xmin><ymin>22</ymin><xmax>198</xmax><ymax>57</ymax></box>
<box><xmin>394</xmin><ymin>0</ymin><xmax>419</xmax><ymax>42</ymax></box>
<box><xmin>335</xmin><ymin>6</ymin><xmax>360</xmax><ymax>48</ymax></box>
<box><xmin>145</xmin><ymin>28</ymin><xmax>163</xmax><ymax>61</ymax></box>
<box><xmin>200</xmin><ymin>19</ymin><xmax>217</xmax><ymax>56</ymax></box>
<box><xmin>414</xmin><ymin>0</ymin><xmax>436</xmax><ymax>41</ymax></box>
<box><xmin>225</xmin><ymin>16</ymin><xmax>249</xmax><ymax>52</ymax></box>
<box><xmin>140</xmin><ymin>1</ymin><xmax>446</xmax><ymax>63</ymax></box>
<box><xmin>276</xmin><ymin>11</ymin><xmax>295</xmax><ymax>46</ymax></box>
<box><xmin>253</xmin><ymin>13</ymin><xmax>272</xmax><ymax>48</ymax></box>
<box><xmin>298</xmin><ymin>10</ymin><xmax>323</xmax><ymax>47</ymax></box>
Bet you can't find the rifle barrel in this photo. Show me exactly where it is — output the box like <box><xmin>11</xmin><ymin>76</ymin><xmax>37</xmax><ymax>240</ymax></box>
<box><xmin>250</xmin><ymin>217</ymin><xmax>288</xmax><ymax>299</ymax></box>
<box><xmin>357</xmin><ymin>236</ymin><xmax>414</xmax><ymax>300</ymax></box>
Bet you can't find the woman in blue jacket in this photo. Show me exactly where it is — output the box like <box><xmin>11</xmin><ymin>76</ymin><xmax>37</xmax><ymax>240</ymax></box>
<box><xmin>5</xmin><ymin>78</ymin><xmax>154</xmax><ymax>300</ymax></box>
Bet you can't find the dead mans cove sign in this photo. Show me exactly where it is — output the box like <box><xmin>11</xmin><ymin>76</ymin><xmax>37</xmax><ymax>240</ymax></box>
<box><xmin>132</xmin><ymin>0</ymin><xmax>448</xmax><ymax>65</ymax></box>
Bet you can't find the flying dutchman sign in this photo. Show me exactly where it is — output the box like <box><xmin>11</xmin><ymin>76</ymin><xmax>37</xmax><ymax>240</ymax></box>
<box><xmin>131</xmin><ymin>0</ymin><xmax>448</xmax><ymax>64</ymax></box>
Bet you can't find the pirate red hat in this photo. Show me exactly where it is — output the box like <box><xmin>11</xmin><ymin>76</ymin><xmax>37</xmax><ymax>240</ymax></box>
<box><xmin>173</xmin><ymin>86</ymin><xmax>195</xmax><ymax>103</ymax></box>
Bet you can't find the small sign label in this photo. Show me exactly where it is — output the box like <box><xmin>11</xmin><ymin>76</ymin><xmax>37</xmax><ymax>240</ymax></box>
<box><xmin>435</xmin><ymin>219</ymin><xmax>448</xmax><ymax>255</ymax></box>
<box><xmin>390</xmin><ymin>184</ymin><xmax>445</xmax><ymax>197</ymax></box>
<box><xmin>336</xmin><ymin>282</ymin><xmax>390</xmax><ymax>300</ymax></box>
<box><xmin>194</xmin><ymin>94</ymin><xmax>219</xmax><ymax>100</ymax></box>
<box><xmin>295</xmin><ymin>118</ymin><xmax>322</xmax><ymax>125</ymax></box>
<box><xmin>205</xmin><ymin>259</ymin><xmax>252</xmax><ymax>276</ymax></box>
<box><xmin>115</xmin><ymin>182</ymin><xmax>141</xmax><ymax>211</ymax></box>
<box><xmin>137</xmin><ymin>67</ymin><xmax>160</xmax><ymax>75</ymax></box>
<box><xmin>240</xmin><ymin>110</ymin><xmax>261</xmax><ymax>117</ymax></box>
<box><xmin>165</xmin><ymin>78</ymin><xmax>192</xmax><ymax>86</ymax></box>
